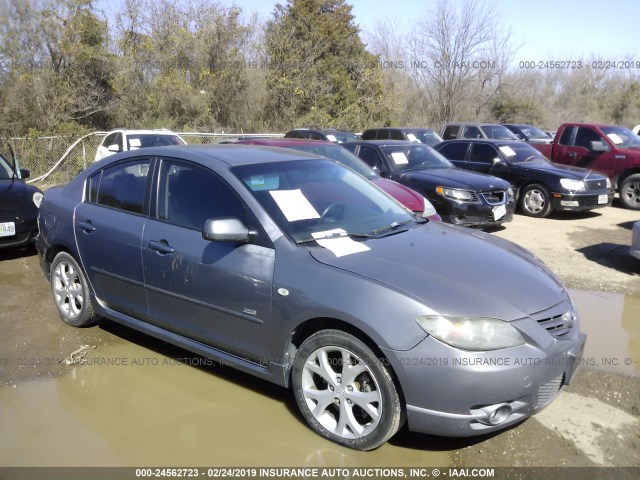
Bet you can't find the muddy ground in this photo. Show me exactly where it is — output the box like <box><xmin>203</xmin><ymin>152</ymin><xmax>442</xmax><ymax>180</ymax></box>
<box><xmin>0</xmin><ymin>201</ymin><xmax>638</xmax><ymax>471</ymax></box>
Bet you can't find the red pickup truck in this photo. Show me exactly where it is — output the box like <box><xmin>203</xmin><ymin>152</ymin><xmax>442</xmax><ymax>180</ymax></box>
<box><xmin>531</xmin><ymin>123</ymin><xmax>640</xmax><ymax>209</ymax></box>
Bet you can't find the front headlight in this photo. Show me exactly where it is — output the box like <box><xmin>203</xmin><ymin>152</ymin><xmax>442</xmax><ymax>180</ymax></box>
<box><xmin>559</xmin><ymin>178</ymin><xmax>586</xmax><ymax>191</ymax></box>
<box><xmin>507</xmin><ymin>186</ymin><xmax>514</xmax><ymax>199</ymax></box>
<box><xmin>605</xmin><ymin>177</ymin><xmax>612</xmax><ymax>189</ymax></box>
<box><xmin>32</xmin><ymin>192</ymin><xmax>43</xmax><ymax>208</ymax></box>
<box><xmin>435</xmin><ymin>186</ymin><xmax>476</xmax><ymax>202</ymax></box>
<box><xmin>422</xmin><ymin>196</ymin><xmax>438</xmax><ymax>218</ymax></box>
<box><xmin>416</xmin><ymin>315</ymin><xmax>525</xmax><ymax>351</ymax></box>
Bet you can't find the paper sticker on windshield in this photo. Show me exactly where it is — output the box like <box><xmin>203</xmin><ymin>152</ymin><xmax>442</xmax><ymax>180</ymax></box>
<box><xmin>406</xmin><ymin>133</ymin><xmax>418</xmax><ymax>142</ymax></box>
<box><xmin>391</xmin><ymin>152</ymin><xmax>409</xmax><ymax>164</ymax></box>
<box><xmin>312</xmin><ymin>229</ymin><xmax>370</xmax><ymax>257</ymax></box>
<box><xmin>499</xmin><ymin>146</ymin><xmax>516</xmax><ymax>157</ymax></box>
<box><xmin>607</xmin><ymin>133</ymin><xmax>623</xmax><ymax>145</ymax></box>
<box><xmin>129</xmin><ymin>138</ymin><xmax>142</xmax><ymax>147</ymax></box>
<box><xmin>325</xmin><ymin>134</ymin><xmax>337</xmax><ymax>142</ymax></box>
<box><xmin>269</xmin><ymin>189</ymin><xmax>320</xmax><ymax>222</ymax></box>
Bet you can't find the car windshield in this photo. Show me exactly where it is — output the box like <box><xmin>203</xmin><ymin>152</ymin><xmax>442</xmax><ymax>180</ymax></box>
<box><xmin>286</xmin><ymin>145</ymin><xmax>378</xmax><ymax>180</ymax></box>
<box><xmin>126</xmin><ymin>134</ymin><xmax>185</xmax><ymax>149</ymax></box>
<box><xmin>516</xmin><ymin>125</ymin><xmax>550</xmax><ymax>140</ymax></box>
<box><xmin>600</xmin><ymin>126</ymin><xmax>640</xmax><ymax>148</ymax></box>
<box><xmin>498</xmin><ymin>143</ymin><xmax>550</xmax><ymax>163</ymax></box>
<box><xmin>0</xmin><ymin>155</ymin><xmax>15</xmax><ymax>180</ymax></box>
<box><xmin>381</xmin><ymin>144</ymin><xmax>454</xmax><ymax>171</ymax></box>
<box><xmin>481</xmin><ymin>125</ymin><xmax>519</xmax><ymax>140</ymax></box>
<box><xmin>232</xmin><ymin>159</ymin><xmax>414</xmax><ymax>243</ymax></box>
<box><xmin>406</xmin><ymin>129</ymin><xmax>444</xmax><ymax>146</ymax></box>
<box><xmin>324</xmin><ymin>131</ymin><xmax>360</xmax><ymax>143</ymax></box>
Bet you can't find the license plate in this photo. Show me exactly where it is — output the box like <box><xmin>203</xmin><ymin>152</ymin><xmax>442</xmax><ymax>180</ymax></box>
<box><xmin>0</xmin><ymin>222</ymin><xmax>16</xmax><ymax>237</ymax></box>
<box><xmin>492</xmin><ymin>204</ymin><xmax>507</xmax><ymax>221</ymax></box>
<box><xmin>598</xmin><ymin>194</ymin><xmax>608</xmax><ymax>204</ymax></box>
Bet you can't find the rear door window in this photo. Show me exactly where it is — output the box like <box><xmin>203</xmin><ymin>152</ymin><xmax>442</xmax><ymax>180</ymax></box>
<box><xmin>438</xmin><ymin>142</ymin><xmax>469</xmax><ymax>161</ymax></box>
<box><xmin>462</xmin><ymin>126</ymin><xmax>482</xmax><ymax>139</ymax></box>
<box><xmin>94</xmin><ymin>160</ymin><xmax>151</xmax><ymax>214</ymax></box>
<box><xmin>442</xmin><ymin>125</ymin><xmax>460</xmax><ymax>140</ymax></box>
<box><xmin>469</xmin><ymin>144</ymin><xmax>498</xmax><ymax>164</ymax></box>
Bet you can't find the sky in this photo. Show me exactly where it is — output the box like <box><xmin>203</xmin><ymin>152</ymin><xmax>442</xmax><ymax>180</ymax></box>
<box><xmin>218</xmin><ymin>0</ymin><xmax>639</xmax><ymax>65</ymax></box>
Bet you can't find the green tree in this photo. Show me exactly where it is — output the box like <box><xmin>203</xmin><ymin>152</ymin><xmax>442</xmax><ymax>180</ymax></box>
<box><xmin>264</xmin><ymin>0</ymin><xmax>388</xmax><ymax>131</ymax></box>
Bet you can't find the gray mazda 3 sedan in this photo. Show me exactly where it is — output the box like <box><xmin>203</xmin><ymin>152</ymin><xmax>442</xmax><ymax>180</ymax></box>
<box><xmin>36</xmin><ymin>145</ymin><xmax>586</xmax><ymax>450</ymax></box>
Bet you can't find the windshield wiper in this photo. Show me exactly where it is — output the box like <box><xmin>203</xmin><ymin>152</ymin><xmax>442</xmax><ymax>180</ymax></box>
<box><xmin>371</xmin><ymin>219</ymin><xmax>416</xmax><ymax>235</ymax></box>
<box><xmin>296</xmin><ymin>231</ymin><xmax>374</xmax><ymax>245</ymax></box>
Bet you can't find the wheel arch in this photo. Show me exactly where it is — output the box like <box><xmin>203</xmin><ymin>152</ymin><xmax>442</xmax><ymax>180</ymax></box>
<box><xmin>283</xmin><ymin>317</ymin><xmax>405</xmax><ymax>402</ymax></box>
<box><xmin>616</xmin><ymin>168</ymin><xmax>640</xmax><ymax>192</ymax></box>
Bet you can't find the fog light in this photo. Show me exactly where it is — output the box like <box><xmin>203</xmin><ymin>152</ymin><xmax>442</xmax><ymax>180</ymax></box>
<box><xmin>477</xmin><ymin>403</ymin><xmax>512</xmax><ymax>426</ymax></box>
<box><xmin>560</xmin><ymin>200</ymin><xmax>579</xmax><ymax>207</ymax></box>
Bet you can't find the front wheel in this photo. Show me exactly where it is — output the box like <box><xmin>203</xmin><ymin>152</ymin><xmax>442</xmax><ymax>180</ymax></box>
<box><xmin>51</xmin><ymin>252</ymin><xmax>98</xmax><ymax>327</ymax></box>
<box><xmin>619</xmin><ymin>174</ymin><xmax>640</xmax><ymax>210</ymax></box>
<box><xmin>291</xmin><ymin>330</ymin><xmax>403</xmax><ymax>450</ymax></box>
<box><xmin>520</xmin><ymin>183</ymin><xmax>552</xmax><ymax>217</ymax></box>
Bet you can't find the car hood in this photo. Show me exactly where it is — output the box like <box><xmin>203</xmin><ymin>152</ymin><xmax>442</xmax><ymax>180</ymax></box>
<box><xmin>309</xmin><ymin>222</ymin><xmax>566</xmax><ymax>321</ymax></box>
<box><xmin>0</xmin><ymin>179</ymin><xmax>31</xmax><ymax>212</ymax></box>
<box><xmin>372</xmin><ymin>178</ymin><xmax>424</xmax><ymax>211</ymax></box>
<box><xmin>399</xmin><ymin>168</ymin><xmax>508</xmax><ymax>190</ymax></box>
<box><xmin>515</xmin><ymin>159</ymin><xmax>604</xmax><ymax>179</ymax></box>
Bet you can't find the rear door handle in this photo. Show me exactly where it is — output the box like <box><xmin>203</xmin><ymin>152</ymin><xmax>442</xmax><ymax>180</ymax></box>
<box><xmin>568</xmin><ymin>152</ymin><xmax>576</xmax><ymax>158</ymax></box>
<box><xmin>77</xmin><ymin>220</ymin><xmax>95</xmax><ymax>233</ymax></box>
<box><xmin>148</xmin><ymin>240</ymin><xmax>174</xmax><ymax>254</ymax></box>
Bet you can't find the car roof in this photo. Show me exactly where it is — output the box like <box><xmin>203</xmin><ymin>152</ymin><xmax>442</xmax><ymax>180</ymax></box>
<box><xmin>440</xmin><ymin>139</ymin><xmax>530</xmax><ymax>148</ymax></box>
<box><xmin>105</xmin><ymin>129</ymin><xmax>179</xmax><ymax>135</ymax></box>
<box><xmin>288</xmin><ymin>128</ymin><xmax>353</xmax><ymax>134</ymax></box>
<box><xmin>443</xmin><ymin>122</ymin><xmax>503</xmax><ymax>127</ymax></box>
<box><xmin>343</xmin><ymin>140</ymin><xmax>423</xmax><ymax>147</ymax></box>
<box><xmin>99</xmin><ymin>144</ymin><xmax>322</xmax><ymax>167</ymax></box>
<box><xmin>235</xmin><ymin>138</ymin><xmax>337</xmax><ymax>147</ymax></box>
<box><xmin>364</xmin><ymin>127</ymin><xmax>436</xmax><ymax>131</ymax></box>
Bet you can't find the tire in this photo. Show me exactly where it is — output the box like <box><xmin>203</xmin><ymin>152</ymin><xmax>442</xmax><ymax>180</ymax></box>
<box><xmin>520</xmin><ymin>183</ymin><xmax>552</xmax><ymax>218</ymax></box>
<box><xmin>619</xmin><ymin>174</ymin><xmax>640</xmax><ymax>210</ymax></box>
<box><xmin>50</xmin><ymin>252</ymin><xmax>98</xmax><ymax>327</ymax></box>
<box><xmin>291</xmin><ymin>329</ymin><xmax>403</xmax><ymax>450</ymax></box>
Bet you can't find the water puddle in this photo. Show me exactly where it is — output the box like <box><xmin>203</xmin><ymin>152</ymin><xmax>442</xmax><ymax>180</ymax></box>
<box><xmin>0</xmin><ymin>342</ymin><xmax>449</xmax><ymax>467</ymax></box>
<box><xmin>568</xmin><ymin>289</ymin><xmax>640</xmax><ymax>375</ymax></box>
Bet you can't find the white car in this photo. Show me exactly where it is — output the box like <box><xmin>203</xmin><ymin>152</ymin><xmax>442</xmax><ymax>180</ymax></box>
<box><xmin>631</xmin><ymin>220</ymin><xmax>640</xmax><ymax>260</ymax></box>
<box><xmin>94</xmin><ymin>129</ymin><xmax>186</xmax><ymax>162</ymax></box>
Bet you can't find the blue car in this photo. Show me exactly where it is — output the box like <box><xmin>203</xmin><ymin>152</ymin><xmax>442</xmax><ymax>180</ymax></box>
<box><xmin>36</xmin><ymin>145</ymin><xmax>586</xmax><ymax>450</ymax></box>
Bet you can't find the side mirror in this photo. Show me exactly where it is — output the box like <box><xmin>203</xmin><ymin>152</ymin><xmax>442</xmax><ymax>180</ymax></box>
<box><xmin>203</xmin><ymin>218</ymin><xmax>256</xmax><ymax>243</ymax></box>
<box><xmin>107</xmin><ymin>144</ymin><xmax>120</xmax><ymax>153</ymax></box>
<box><xmin>492</xmin><ymin>157</ymin><xmax>505</xmax><ymax>166</ymax></box>
<box><xmin>19</xmin><ymin>168</ymin><xmax>30</xmax><ymax>179</ymax></box>
<box><xmin>590</xmin><ymin>141</ymin><xmax>610</xmax><ymax>152</ymax></box>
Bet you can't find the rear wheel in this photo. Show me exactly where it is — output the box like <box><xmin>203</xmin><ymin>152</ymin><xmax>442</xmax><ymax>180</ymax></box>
<box><xmin>51</xmin><ymin>252</ymin><xmax>98</xmax><ymax>327</ymax></box>
<box><xmin>520</xmin><ymin>183</ymin><xmax>552</xmax><ymax>217</ymax></box>
<box><xmin>291</xmin><ymin>329</ymin><xmax>403</xmax><ymax>450</ymax></box>
<box><xmin>619</xmin><ymin>174</ymin><xmax>640</xmax><ymax>210</ymax></box>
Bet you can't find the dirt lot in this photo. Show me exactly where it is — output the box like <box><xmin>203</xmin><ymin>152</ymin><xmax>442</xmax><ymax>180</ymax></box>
<box><xmin>0</xmin><ymin>201</ymin><xmax>639</xmax><ymax>470</ymax></box>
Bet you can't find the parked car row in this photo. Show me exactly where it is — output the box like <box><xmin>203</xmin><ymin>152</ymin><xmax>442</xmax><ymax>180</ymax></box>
<box><xmin>36</xmin><ymin>143</ymin><xmax>587</xmax><ymax>450</ymax></box>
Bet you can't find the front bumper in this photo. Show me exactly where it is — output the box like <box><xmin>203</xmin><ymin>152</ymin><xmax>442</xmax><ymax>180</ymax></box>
<box><xmin>0</xmin><ymin>212</ymin><xmax>38</xmax><ymax>249</ymax></box>
<box><xmin>437</xmin><ymin>199</ymin><xmax>516</xmax><ymax>228</ymax></box>
<box><xmin>381</xmin><ymin>315</ymin><xmax>586</xmax><ymax>437</ymax></box>
<box><xmin>551</xmin><ymin>191</ymin><xmax>613</xmax><ymax>212</ymax></box>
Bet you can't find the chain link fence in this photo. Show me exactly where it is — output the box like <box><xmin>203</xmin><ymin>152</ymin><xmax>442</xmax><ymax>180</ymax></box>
<box><xmin>1</xmin><ymin>132</ymin><xmax>284</xmax><ymax>188</ymax></box>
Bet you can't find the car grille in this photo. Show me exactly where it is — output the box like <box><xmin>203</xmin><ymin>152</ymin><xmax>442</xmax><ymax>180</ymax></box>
<box><xmin>536</xmin><ymin>374</ymin><xmax>563</xmax><ymax>408</ymax></box>
<box><xmin>537</xmin><ymin>313</ymin><xmax>574</xmax><ymax>339</ymax></box>
<box><xmin>480</xmin><ymin>190</ymin><xmax>506</xmax><ymax>205</ymax></box>
<box><xmin>583</xmin><ymin>196</ymin><xmax>602</xmax><ymax>206</ymax></box>
<box><xmin>585</xmin><ymin>179</ymin><xmax>607</xmax><ymax>190</ymax></box>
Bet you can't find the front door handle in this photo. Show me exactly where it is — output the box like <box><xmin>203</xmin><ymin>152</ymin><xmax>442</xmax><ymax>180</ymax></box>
<box><xmin>148</xmin><ymin>240</ymin><xmax>174</xmax><ymax>254</ymax></box>
<box><xmin>77</xmin><ymin>220</ymin><xmax>96</xmax><ymax>233</ymax></box>
<box><xmin>568</xmin><ymin>152</ymin><xmax>576</xmax><ymax>158</ymax></box>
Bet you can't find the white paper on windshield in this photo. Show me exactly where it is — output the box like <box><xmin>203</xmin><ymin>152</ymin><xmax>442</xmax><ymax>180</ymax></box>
<box><xmin>129</xmin><ymin>138</ymin><xmax>142</xmax><ymax>147</ymax></box>
<box><xmin>269</xmin><ymin>189</ymin><xmax>320</xmax><ymax>222</ymax></box>
<box><xmin>391</xmin><ymin>152</ymin><xmax>409</xmax><ymax>164</ymax></box>
<box><xmin>312</xmin><ymin>229</ymin><xmax>370</xmax><ymax>257</ymax></box>
<box><xmin>499</xmin><ymin>146</ymin><xmax>516</xmax><ymax>157</ymax></box>
<box><xmin>325</xmin><ymin>134</ymin><xmax>337</xmax><ymax>142</ymax></box>
<box><xmin>406</xmin><ymin>133</ymin><xmax>418</xmax><ymax>142</ymax></box>
<box><xmin>607</xmin><ymin>133</ymin><xmax>623</xmax><ymax>145</ymax></box>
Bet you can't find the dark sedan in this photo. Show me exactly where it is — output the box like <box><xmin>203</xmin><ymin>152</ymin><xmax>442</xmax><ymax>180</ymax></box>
<box><xmin>435</xmin><ymin>139</ymin><xmax>614</xmax><ymax>218</ymax></box>
<box><xmin>233</xmin><ymin>138</ymin><xmax>441</xmax><ymax>221</ymax></box>
<box><xmin>36</xmin><ymin>144</ymin><xmax>585</xmax><ymax>450</ymax></box>
<box><xmin>343</xmin><ymin>141</ymin><xmax>515</xmax><ymax>228</ymax></box>
<box><xmin>0</xmin><ymin>154</ymin><xmax>43</xmax><ymax>249</ymax></box>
